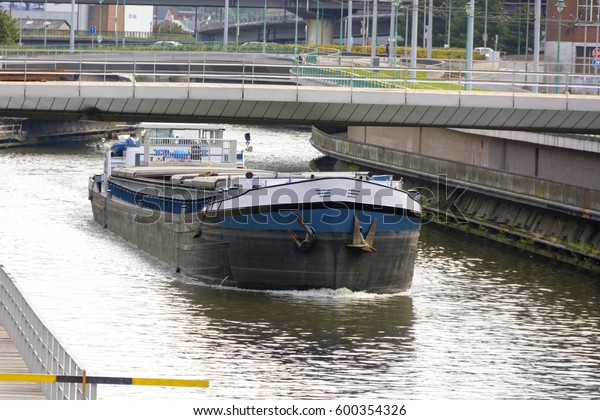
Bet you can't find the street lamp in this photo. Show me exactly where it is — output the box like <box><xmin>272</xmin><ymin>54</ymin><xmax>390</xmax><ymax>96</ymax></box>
<box><xmin>446</xmin><ymin>0</ymin><xmax>452</xmax><ymax>48</ymax></box>
<box><xmin>389</xmin><ymin>0</ymin><xmax>398</xmax><ymax>67</ymax></box>
<box><xmin>236</xmin><ymin>0</ymin><xmax>240</xmax><ymax>51</ymax></box>
<box><xmin>347</xmin><ymin>0</ymin><xmax>353</xmax><ymax>53</ymax></box>
<box><xmin>555</xmin><ymin>0</ymin><xmax>565</xmax><ymax>92</ymax></box>
<box><xmin>262</xmin><ymin>0</ymin><xmax>267</xmax><ymax>53</ymax></box>
<box><xmin>465</xmin><ymin>0</ymin><xmax>475</xmax><ymax>91</ymax></box>
<box><xmin>294</xmin><ymin>0</ymin><xmax>299</xmax><ymax>56</ymax></box>
<box><xmin>223</xmin><ymin>0</ymin><xmax>228</xmax><ymax>51</ymax></box>
<box><xmin>483</xmin><ymin>0</ymin><xmax>488</xmax><ymax>48</ymax></box>
<box><xmin>98</xmin><ymin>0</ymin><xmax>103</xmax><ymax>44</ymax></box>
<box><xmin>532</xmin><ymin>0</ymin><xmax>542</xmax><ymax>92</ymax></box>
<box><xmin>122</xmin><ymin>0</ymin><xmax>126</xmax><ymax>47</ymax></box>
<box><xmin>316</xmin><ymin>0</ymin><xmax>320</xmax><ymax>48</ymax></box>
<box><xmin>404</xmin><ymin>5</ymin><xmax>409</xmax><ymax>56</ymax></box>
<box><xmin>339</xmin><ymin>0</ymin><xmax>343</xmax><ymax>59</ymax></box>
<box><xmin>371</xmin><ymin>0</ymin><xmax>378</xmax><ymax>62</ymax></box>
<box><xmin>115</xmin><ymin>0</ymin><xmax>119</xmax><ymax>47</ymax></box>
<box><xmin>44</xmin><ymin>0</ymin><xmax>48</xmax><ymax>48</ymax></box>
<box><xmin>410</xmin><ymin>0</ymin><xmax>418</xmax><ymax>79</ymax></box>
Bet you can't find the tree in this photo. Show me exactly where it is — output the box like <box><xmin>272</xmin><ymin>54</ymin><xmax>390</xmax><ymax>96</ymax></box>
<box><xmin>431</xmin><ymin>0</ymin><xmax>530</xmax><ymax>54</ymax></box>
<box><xmin>0</xmin><ymin>10</ymin><xmax>18</xmax><ymax>45</ymax></box>
<box><xmin>154</xmin><ymin>22</ymin><xmax>187</xmax><ymax>34</ymax></box>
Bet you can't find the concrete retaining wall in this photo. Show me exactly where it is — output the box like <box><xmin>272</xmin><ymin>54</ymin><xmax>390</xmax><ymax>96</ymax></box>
<box><xmin>348</xmin><ymin>126</ymin><xmax>600</xmax><ymax>191</ymax></box>
<box><xmin>311</xmin><ymin>127</ymin><xmax>600</xmax><ymax>272</ymax></box>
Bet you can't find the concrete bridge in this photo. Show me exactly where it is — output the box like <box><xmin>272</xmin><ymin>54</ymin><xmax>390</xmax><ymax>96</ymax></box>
<box><xmin>2</xmin><ymin>52</ymin><xmax>600</xmax><ymax>134</ymax></box>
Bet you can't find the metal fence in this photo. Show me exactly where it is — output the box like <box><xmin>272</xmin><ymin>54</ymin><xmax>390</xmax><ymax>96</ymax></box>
<box><xmin>0</xmin><ymin>123</ymin><xmax>21</xmax><ymax>139</ymax></box>
<box><xmin>1</xmin><ymin>50</ymin><xmax>600</xmax><ymax>95</ymax></box>
<box><xmin>0</xmin><ymin>266</ymin><xmax>96</xmax><ymax>400</ymax></box>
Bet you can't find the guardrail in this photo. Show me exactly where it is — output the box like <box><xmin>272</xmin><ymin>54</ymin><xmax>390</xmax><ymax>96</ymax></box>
<box><xmin>0</xmin><ymin>124</ymin><xmax>21</xmax><ymax>138</ymax></box>
<box><xmin>0</xmin><ymin>51</ymin><xmax>599</xmax><ymax>95</ymax></box>
<box><xmin>0</xmin><ymin>266</ymin><xmax>210</xmax><ymax>399</ymax></box>
<box><xmin>0</xmin><ymin>266</ymin><xmax>95</xmax><ymax>400</ymax></box>
<box><xmin>0</xmin><ymin>372</ymin><xmax>208</xmax><ymax>388</ymax></box>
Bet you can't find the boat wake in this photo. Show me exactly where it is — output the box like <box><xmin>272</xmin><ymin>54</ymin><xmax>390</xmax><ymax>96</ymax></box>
<box><xmin>177</xmin><ymin>275</ymin><xmax>409</xmax><ymax>300</ymax></box>
<box><xmin>267</xmin><ymin>287</ymin><xmax>409</xmax><ymax>301</ymax></box>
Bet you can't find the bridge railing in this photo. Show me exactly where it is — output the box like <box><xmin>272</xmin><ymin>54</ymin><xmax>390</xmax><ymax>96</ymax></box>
<box><xmin>0</xmin><ymin>266</ymin><xmax>96</xmax><ymax>400</ymax></box>
<box><xmin>0</xmin><ymin>123</ymin><xmax>21</xmax><ymax>138</ymax></box>
<box><xmin>20</xmin><ymin>29</ymin><xmax>197</xmax><ymax>44</ymax></box>
<box><xmin>1</xmin><ymin>51</ymin><xmax>599</xmax><ymax>96</ymax></box>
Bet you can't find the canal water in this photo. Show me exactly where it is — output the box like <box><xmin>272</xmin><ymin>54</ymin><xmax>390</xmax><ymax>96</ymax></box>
<box><xmin>0</xmin><ymin>125</ymin><xmax>599</xmax><ymax>400</ymax></box>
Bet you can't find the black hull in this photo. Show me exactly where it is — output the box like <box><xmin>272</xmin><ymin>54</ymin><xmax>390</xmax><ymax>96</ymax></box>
<box><xmin>196</xmin><ymin>224</ymin><xmax>419</xmax><ymax>293</ymax></box>
<box><xmin>90</xmin><ymin>187</ymin><xmax>420</xmax><ymax>293</ymax></box>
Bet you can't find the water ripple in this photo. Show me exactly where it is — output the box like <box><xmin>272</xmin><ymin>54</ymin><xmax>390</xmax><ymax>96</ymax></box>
<box><xmin>1</xmin><ymin>133</ymin><xmax>599</xmax><ymax>399</ymax></box>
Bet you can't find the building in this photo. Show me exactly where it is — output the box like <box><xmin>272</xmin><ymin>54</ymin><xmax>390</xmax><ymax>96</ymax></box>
<box><xmin>89</xmin><ymin>4</ymin><xmax>154</xmax><ymax>36</ymax></box>
<box><xmin>4</xmin><ymin>3</ymin><xmax>154</xmax><ymax>36</ymax></box>
<box><xmin>545</xmin><ymin>0</ymin><xmax>600</xmax><ymax>74</ymax></box>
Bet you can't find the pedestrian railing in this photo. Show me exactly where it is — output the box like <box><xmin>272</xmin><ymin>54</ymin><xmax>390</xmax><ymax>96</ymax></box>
<box><xmin>0</xmin><ymin>50</ymin><xmax>599</xmax><ymax>95</ymax></box>
<box><xmin>0</xmin><ymin>123</ymin><xmax>21</xmax><ymax>139</ymax></box>
<box><xmin>0</xmin><ymin>266</ymin><xmax>95</xmax><ymax>399</ymax></box>
<box><xmin>0</xmin><ymin>267</ymin><xmax>210</xmax><ymax>399</ymax></box>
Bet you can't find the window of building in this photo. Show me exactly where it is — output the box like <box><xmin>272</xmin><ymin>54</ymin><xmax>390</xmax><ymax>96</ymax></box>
<box><xmin>578</xmin><ymin>0</ymin><xmax>600</xmax><ymax>21</ymax></box>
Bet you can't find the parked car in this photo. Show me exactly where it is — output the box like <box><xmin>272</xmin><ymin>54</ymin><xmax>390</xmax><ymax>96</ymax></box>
<box><xmin>240</xmin><ymin>41</ymin><xmax>279</xmax><ymax>50</ymax></box>
<box><xmin>151</xmin><ymin>41</ymin><xmax>182</xmax><ymax>48</ymax></box>
<box><xmin>474</xmin><ymin>47</ymin><xmax>494</xmax><ymax>58</ymax></box>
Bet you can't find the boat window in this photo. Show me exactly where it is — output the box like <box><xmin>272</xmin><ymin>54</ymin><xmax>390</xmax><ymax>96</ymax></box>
<box><xmin>173</xmin><ymin>129</ymin><xmax>199</xmax><ymax>139</ymax></box>
<box><xmin>156</xmin><ymin>129</ymin><xmax>171</xmax><ymax>138</ymax></box>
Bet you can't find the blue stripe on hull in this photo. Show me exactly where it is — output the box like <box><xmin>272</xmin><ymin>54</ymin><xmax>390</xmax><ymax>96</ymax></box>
<box><xmin>108</xmin><ymin>181</ymin><xmax>211</xmax><ymax>214</ymax></box>
<box><xmin>218</xmin><ymin>207</ymin><xmax>420</xmax><ymax>233</ymax></box>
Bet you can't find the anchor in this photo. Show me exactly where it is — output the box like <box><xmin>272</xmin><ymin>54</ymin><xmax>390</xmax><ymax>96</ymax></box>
<box><xmin>347</xmin><ymin>216</ymin><xmax>377</xmax><ymax>252</ymax></box>
<box><xmin>288</xmin><ymin>213</ymin><xmax>317</xmax><ymax>252</ymax></box>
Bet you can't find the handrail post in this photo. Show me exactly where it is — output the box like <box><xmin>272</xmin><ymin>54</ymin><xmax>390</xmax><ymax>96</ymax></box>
<box><xmin>242</xmin><ymin>54</ymin><xmax>245</xmax><ymax>89</ymax></box>
<box><xmin>513</xmin><ymin>62</ymin><xmax>516</xmax><ymax>93</ymax></box>
<box><xmin>78</xmin><ymin>52</ymin><xmax>82</xmax><ymax>94</ymax></box>
<box><xmin>187</xmin><ymin>51</ymin><xmax>191</xmax><ymax>91</ymax></box>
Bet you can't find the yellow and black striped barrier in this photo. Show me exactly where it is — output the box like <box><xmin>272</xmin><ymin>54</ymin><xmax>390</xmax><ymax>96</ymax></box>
<box><xmin>0</xmin><ymin>372</ymin><xmax>209</xmax><ymax>388</ymax></box>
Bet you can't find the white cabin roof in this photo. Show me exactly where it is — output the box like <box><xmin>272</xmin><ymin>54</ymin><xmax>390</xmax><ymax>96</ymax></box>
<box><xmin>135</xmin><ymin>122</ymin><xmax>226</xmax><ymax>131</ymax></box>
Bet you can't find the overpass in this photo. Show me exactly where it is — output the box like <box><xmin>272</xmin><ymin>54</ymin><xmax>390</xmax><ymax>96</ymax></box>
<box><xmin>1</xmin><ymin>52</ymin><xmax>600</xmax><ymax>134</ymax></box>
<box><xmin>13</xmin><ymin>1</ymin><xmax>395</xmax><ymax>46</ymax></box>
<box><xmin>11</xmin><ymin>0</ymin><xmax>376</xmax><ymax>12</ymax></box>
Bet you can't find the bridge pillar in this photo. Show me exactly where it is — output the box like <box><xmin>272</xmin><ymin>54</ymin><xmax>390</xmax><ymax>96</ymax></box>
<box><xmin>305</xmin><ymin>19</ymin><xmax>334</xmax><ymax>46</ymax></box>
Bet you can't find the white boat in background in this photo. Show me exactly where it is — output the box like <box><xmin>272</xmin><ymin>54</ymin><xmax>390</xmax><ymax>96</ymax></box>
<box><xmin>110</xmin><ymin>122</ymin><xmax>244</xmax><ymax>170</ymax></box>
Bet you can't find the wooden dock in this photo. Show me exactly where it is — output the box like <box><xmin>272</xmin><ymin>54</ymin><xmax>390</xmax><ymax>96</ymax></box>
<box><xmin>0</xmin><ymin>325</ymin><xmax>46</xmax><ymax>400</ymax></box>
